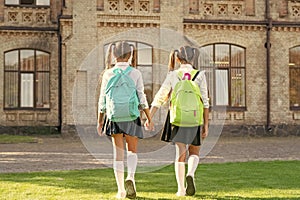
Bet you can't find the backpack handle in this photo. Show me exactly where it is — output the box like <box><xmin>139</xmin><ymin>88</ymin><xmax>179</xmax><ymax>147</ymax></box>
<box><xmin>113</xmin><ymin>68</ymin><xmax>124</xmax><ymax>74</ymax></box>
<box><xmin>113</xmin><ymin>66</ymin><xmax>133</xmax><ymax>75</ymax></box>
<box><xmin>182</xmin><ymin>73</ymin><xmax>191</xmax><ymax>80</ymax></box>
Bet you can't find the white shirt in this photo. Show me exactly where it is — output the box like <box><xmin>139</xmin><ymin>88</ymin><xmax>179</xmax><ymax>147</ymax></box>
<box><xmin>151</xmin><ymin>64</ymin><xmax>210</xmax><ymax>109</ymax></box>
<box><xmin>98</xmin><ymin>62</ymin><xmax>149</xmax><ymax>113</ymax></box>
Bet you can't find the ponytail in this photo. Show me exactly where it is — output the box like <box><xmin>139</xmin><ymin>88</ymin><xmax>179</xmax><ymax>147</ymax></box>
<box><xmin>192</xmin><ymin>48</ymin><xmax>200</xmax><ymax>69</ymax></box>
<box><xmin>130</xmin><ymin>44</ymin><xmax>137</xmax><ymax>68</ymax></box>
<box><xmin>105</xmin><ymin>43</ymin><xmax>114</xmax><ymax>69</ymax></box>
<box><xmin>168</xmin><ymin>50</ymin><xmax>178</xmax><ymax>71</ymax></box>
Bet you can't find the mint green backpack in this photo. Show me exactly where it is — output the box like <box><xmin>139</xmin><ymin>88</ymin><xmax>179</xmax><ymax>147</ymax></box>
<box><xmin>170</xmin><ymin>70</ymin><xmax>203</xmax><ymax>127</ymax></box>
<box><xmin>105</xmin><ymin>66</ymin><xmax>140</xmax><ymax>122</ymax></box>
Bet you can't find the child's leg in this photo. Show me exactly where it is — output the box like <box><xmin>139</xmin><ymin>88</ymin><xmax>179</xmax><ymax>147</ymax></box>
<box><xmin>186</xmin><ymin>145</ymin><xmax>200</xmax><ymax>196</ymax></box>
<box><xmin>187</xmin><ymin>145</ymin><xmax>200</xmax><ymax>177</ymax></box>
<box><xmin>112</xmin><ymin>134</ymin><xmax>126</xmax><ymax>198</ymax></box>
<box><xmin>124</xmin><ymin>135</ymin><xmax>138</xmax><ymax>199</ymax></box>
<box><xmin>125</xmin><ymin>135</ymin><xmax>138</xmax><ymax>181</ymax></box>
<box><xmin>175</xmin><ymin>143</ymin><xmax>187</xmax><ymax>196</ymax></box>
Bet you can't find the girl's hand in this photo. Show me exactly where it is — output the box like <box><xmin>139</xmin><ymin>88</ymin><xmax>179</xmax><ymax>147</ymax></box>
<box><xmin>97</xmin><ymin>121</ymin><xmax>104</xmax><ymax>136</ymax></box>
<box><xmin>201</xmin><ymin>124</ymin><xmax>209</xmax><ymax>140</ymax></box>
<box><xmin>144</xmin><ymin>119</ymin><xmax>154</xmax><ymax>131</ymax></box>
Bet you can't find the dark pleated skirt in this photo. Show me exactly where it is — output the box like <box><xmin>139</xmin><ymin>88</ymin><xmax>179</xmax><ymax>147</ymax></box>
<box><xmin>102</xmin><ymin>116</ymin><xmax>143</xmax><ymax>139</ymax></box>
<box><xmin>161</xmin><ymin>111</ymin><xmax>202</xmax><ymax>146</ymax></box>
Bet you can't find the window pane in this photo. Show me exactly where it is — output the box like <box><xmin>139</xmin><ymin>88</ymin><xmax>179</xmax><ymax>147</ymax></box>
<box><xmin>231</xmin><ymin>68</ymin><xmax>245</xmax><ymax>107</ymax></box>
<box><xmin>199</xmin><ymin>46</ymin><xmax>213</xmax><ymax>67</ymax></box>
<box><xmin>231</xmin><ymin>46</ymin><xmax>245</xmax><ymax>67</ymax></box>
<box><xmin>215</xmin><ymin>44</ymin><xmax>229</xmax><ymax>68</ymax></box>
<box><xmin>5</xmin><ymin>51</ymin><xmax>18</xmax><ymax>70</ymax></box>
<box><xmin>36</xmin><ymin>0</ymin><xmax>50</xmax><ymax>5</ymax></box>
<box><xmin>20</xmin><ymin>50</ymin><xmax>34</xmax><ymax>71</ymax></box>
<box><xmin>4</xmin><ymin>72</ymin><xmax>18</xmax><ymax>108</ymax></box>
<box><xmin>290</xmin><ymin>46</ymin><xmax>300</xmax><ymax>67</ymax></box>
<box><xmin>21</xmin><ymin>73</ymin><xmax>34</xmax><ymax>107</ymax></box>
<box><xmin>137</xmin><ymin>43</ymin><xmax>152</xmax><ymax>65</ymax></box>
<box><xmin>20</xmin><ymin>0</ymin><xmax>34</xmax><ymax>4</ymax></box>
<box><xmin>36</xmin><ymin>51</ymin><xmax>50</xmax><ymax>71</ymax></box>
<box><xmin>215</xmin><ymin>70</ymin><xmax>229</xmax><ymax>106</ymax></box>
<box><xmin>202</xmin><ymin>68</ymin><xmax>214</xmax><ymax>107</ymax></box>
<box><xmin>5</xmin><ymin>0</ymin><xmax>19</xmax><ymax>5</ymax></box>
<box><xmin>138</xmin><ymin>66</ymin><xmax>153</xmax><ymax>103</ymax></box>
<box><xmin>290</xmin><ymin>68</ymin><xmax>300</xmax><ymax>107</ymax></box>
<box><xmin>36</xmin><ymin>72</ymin><xmax>50</xmax><ymax>108</ymax></box>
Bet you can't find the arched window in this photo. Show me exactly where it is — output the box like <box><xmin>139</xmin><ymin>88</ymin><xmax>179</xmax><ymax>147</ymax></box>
<box><xmin>104</xmin><ymin>41</ymin><xmax>153</xmax><ymax>103</ymax></box>
<box><xmin>199</xmin><ymin>44</ymin><xmax>246</xmax><ymax>109</ymax></box>
<box><xmin>289</xmin><ymin>46</ymin><xmax>300</xmax><ymax>110</ymax></box>
<box><xmin>4</xmin><ymin>49</ymin><xmax>50</xmax><ymax>109</ymax></box>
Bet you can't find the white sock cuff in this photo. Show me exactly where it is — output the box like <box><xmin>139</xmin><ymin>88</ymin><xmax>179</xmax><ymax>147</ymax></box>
<box><xmin>189</xmin><ymin>154</ymin><xmax>199</xmax><ymax>161</ymax></box>
<box><xmin>175</xmin><ymin>162</ymin><xmax>185</xmax><ymax>170</ymax></box>
<box><xmin>127</xmin><ymin>151</ymin><xmax>137</xmax><ymax>158</ymax></box>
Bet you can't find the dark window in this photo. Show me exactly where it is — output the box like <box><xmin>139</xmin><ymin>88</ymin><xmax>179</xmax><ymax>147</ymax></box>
<box><xmin>20</xmin><ymin>0</ymin><xmax>34</xmax><ymax>5</ymax></box>
<box><xmin>289</xmin><ymin>46</ymin><xmax>300</xmax><ymax>110</ymax></box>
<box><xmin>199</xmin><ymin>44</ymin><xmax>246</xmax><ymax>110</ymax></box>
<box><xmin>4</xmin><ymin>49</ymin><xmax>50</xmax><ymax>109</ymax></box>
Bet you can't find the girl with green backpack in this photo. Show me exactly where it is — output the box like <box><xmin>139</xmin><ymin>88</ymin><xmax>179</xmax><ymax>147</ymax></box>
<box><xmin>97</xmin><ymin>41</ymin><xmax>153</xmax><ymax>199</ymax></box>
<box><xmin>145</xmin><ymin>46</ymin><xmax>209</xmax><ymax>197</ymax></box>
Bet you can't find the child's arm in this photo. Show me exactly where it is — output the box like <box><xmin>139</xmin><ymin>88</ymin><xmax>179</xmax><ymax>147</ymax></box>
<box><xmin>97</xmin><ymin>112</ymin><xmax>105</xmax><ymax>136</ymax></box>
<box><xmin>143</xmin><ymin>108</ymin><xmax>154</xmax><ymax>131</ymax></box>
<box><xmin>201</xmin><ymin>108</ymin><xmax>209</xmax><ymax>140</ymax></box>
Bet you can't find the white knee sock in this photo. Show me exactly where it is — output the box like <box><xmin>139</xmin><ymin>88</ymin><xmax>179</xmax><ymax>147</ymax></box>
<box><xmin>175</xmin><ymin>161</ymin><xmax>186</xmax><ymax>195</ymax></box>
<box><xmin>113</xmin><ymin>161</ymin><xmax>125</xmax><ymax>193</ymax></box>
<box><xmin>126</xmin><ymin>151</ymin><xmax>137</xmax><ymax>181</ymax></box>
<box><xmin>187</xmin><ymin>155</ymin><xmax>199</xmax><ymax>178</ymax></box>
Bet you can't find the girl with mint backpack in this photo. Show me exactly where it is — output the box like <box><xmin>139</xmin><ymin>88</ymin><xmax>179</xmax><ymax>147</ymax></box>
<box><xmin>145</xmin><ymin>46</ymin><xmax>209</xmax><ymax>197</ymax></box>
<box><xmin>97</xmin><ymin>41</ymin><xmax>153</xmax><ymax>199</ymax></box>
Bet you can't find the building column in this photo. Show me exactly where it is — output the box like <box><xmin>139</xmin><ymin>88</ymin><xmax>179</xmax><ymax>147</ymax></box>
<box><xmin>0</xmin><ymin>0</ymin><xmax>4</xmax><ymax>22</ymax></box>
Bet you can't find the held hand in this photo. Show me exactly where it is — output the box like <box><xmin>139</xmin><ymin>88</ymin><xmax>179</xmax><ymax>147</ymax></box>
<box><xmin>144</xmin><ymin>119</ymin><xmax>154</xmax><ymax>131</ymax></box>
<box><xmin>97</xmin><ymin>121</ymin><xmax>104</xmax><ymax>136</ymax></box>
<box><xmin>201</xmin><ymin>124</ymin><xmax>209</xmax><ymax>140</ymax></box>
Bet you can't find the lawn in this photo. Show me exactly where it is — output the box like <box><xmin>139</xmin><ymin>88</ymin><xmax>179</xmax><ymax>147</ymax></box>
<box><xmin>0</xmin><ymin>134</ymin><xmax>38</xmax><ymax>144</ymax></box>
<box><xmin>0</xmin><ymin>160</ymin><xmax>299</xmax><ymax>200</ymax></box>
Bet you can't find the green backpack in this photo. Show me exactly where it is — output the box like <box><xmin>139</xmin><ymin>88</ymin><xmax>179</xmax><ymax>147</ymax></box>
<box><xmin>170</xmin><ymin>70</ymin><xmax>203</xmax><ymax>127</ymax></box>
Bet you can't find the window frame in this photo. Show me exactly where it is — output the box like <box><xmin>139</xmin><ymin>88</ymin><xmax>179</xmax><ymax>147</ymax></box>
<box><xmin>4</xmin><ymin>49</ymin><xmax>51</xmax><ymax>110</ymax></box>
<box><xmin>199</xmin><ymin>43</ymin><xmax>247</xmax><ymax>111</ymax></box>
<box><xmin>289</xmin><ymin>46</ymin><xmax>300</xmax><ymax>111</ymax></box>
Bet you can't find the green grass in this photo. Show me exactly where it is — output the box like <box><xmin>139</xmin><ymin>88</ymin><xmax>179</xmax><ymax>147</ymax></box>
<box><xmin>0</xmin><ymin>134</ymin><xmax>38</xmax><ymax>144</ymax></box>
<box><xmin>0</xmin><ymin>161</ymin><xmax>299</xmax><ymax>200</ymax></box>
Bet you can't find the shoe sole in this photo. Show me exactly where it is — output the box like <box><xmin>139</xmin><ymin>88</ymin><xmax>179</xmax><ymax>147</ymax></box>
<box><xmin>186</xmin><ymin>175</ymin><xmax>195</xmax><ymax>196</ymax></box>
<box><xmin>125</xmin><ymin>180</ymin><xmax>136</xmax><ymax>199</ymax></box>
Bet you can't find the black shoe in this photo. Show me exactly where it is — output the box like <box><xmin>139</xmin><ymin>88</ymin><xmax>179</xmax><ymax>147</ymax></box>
<box><xmin>186</xmin><ymin>175</ymin><xmax>196</xmax><ymax>196</ymax></box>
<box><xmin>125</xmin><ymin>180</ymin><xmax>136</xmax><ymax>199</ymax></box>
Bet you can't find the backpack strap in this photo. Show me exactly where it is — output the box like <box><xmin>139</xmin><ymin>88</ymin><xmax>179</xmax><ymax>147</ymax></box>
<box><xmin>124</xmin><ymin>66</ymin><xmax>133</xmax><ymax>74</ymax></box>
<box><xmin>113</xmin><ymin>66</ymin><xmax>133</xmax><ymax>75</ymax></box>
<box><xmin>191</xmin><ymin>70</ymin><xmax>200</xmax><ymax>81</ymax></box>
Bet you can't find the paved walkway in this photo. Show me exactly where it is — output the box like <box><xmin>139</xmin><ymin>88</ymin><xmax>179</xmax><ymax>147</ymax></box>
<box><xmin>0</xmin><ymin>135</ymin><xmax>299</xmax><ymax>173</ymax></box>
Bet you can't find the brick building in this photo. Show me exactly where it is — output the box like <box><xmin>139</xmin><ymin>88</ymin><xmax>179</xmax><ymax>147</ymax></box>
<box><xmin>0</xmin><ymin>0</ymin><xmax>299</xmax><ymax>135</ymax></box>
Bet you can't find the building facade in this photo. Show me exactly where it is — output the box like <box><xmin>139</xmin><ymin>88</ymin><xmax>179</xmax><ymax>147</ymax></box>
<box><xmin>0</xmin><ymin>0</ymin><xmax>300</xmax><ymax>135</ymax></box>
